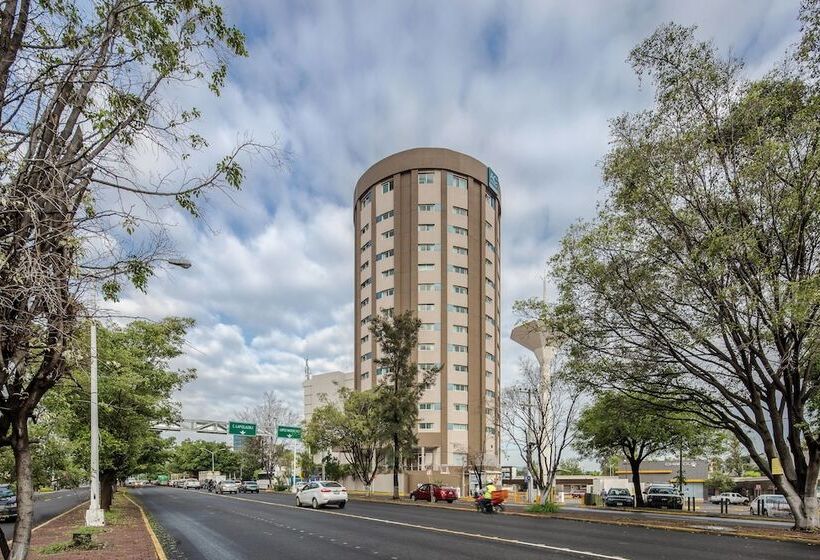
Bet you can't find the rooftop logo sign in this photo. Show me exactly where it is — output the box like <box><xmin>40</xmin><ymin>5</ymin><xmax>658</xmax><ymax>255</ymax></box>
<box><xmin>487</xmin><ymin>167</ymin><xmax>500</xmax><ymax>195</ymax></box>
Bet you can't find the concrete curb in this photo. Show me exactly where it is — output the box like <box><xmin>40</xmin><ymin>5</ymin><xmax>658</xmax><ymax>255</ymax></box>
<box><xmin>124</xmin><ymin>493</ymin><xmax>168</xmax><ymax>560</ymax></box>
<box><xmin>347</xmin><ymin>495</ymin><xmax>819</xmax><ymax>546</ymax></box>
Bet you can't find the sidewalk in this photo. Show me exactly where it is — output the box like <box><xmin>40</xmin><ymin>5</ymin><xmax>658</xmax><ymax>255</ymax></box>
<box><xmin>26</xmin><ymin>492</ymin><xmax>162</xmax><ymax>560</ymax></box>
<box><xmin>347</xmin><ymin>493</ymin><xmax>820</xmax><ymax>545</ymax></box>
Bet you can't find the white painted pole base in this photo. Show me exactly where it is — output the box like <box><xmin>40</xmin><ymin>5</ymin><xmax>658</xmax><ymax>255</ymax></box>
<box><xmin>85</xmin><ymin>507</ymin><xmax>105</xmax><ymax>527</ymax></box>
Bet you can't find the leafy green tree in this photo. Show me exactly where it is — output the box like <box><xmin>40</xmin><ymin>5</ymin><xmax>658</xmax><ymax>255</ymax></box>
<box><xmin>520</xmin><ymin>3</ymin><xmax>820</xmax><ymax>529</ymax></box>
<box><xmin>0</xmin><ymin>0</ymin><xmax>274</xmax><ymax>555</ymax></box>
<box><xmin>575</xmin><ymin>393</ymin><xmax>712</xmax><ymax>506</ymax></box>
<box><xmin>321</xmin><ymin>455</ymin><xmax>348</xmax><ymax>481</ymax></box>
<box><xmin>305</xmin><ymin>388</ymin><xmax>389</xmax><ymax>492</ymax></box>
<box><xmin>369</xmin><ymin>311</ymin><xmax>438</xmax><ymax>499</ymax></box>
<box><xmin>58</xmin><ymin>318</ymin><xmax>195</xmax><ymax>508</ymax></box>
<box><xmin>705</xmin><ymin>472</ymin><xmax>735</xmax><ymax>494</ymax></box>
<box><xmin>170</xmin><ymin>440</ymin><xmax>239</xmax><ymax>477</ymax></box>
<box><xmin>558</xmin><ymin>459</ymin><xmax>583</xmax><ymax>475</ymax></box>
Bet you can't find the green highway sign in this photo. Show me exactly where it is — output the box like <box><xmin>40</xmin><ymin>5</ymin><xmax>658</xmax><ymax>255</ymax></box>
<box><xmin>277</xmin><ymin>425</ymin><xmax>302</xmax><ymax>439</ymax></box>
<box><xmin>228</xmin><ymin>421</ymin><xmax>257</xmax><ymax>436</ymax></box>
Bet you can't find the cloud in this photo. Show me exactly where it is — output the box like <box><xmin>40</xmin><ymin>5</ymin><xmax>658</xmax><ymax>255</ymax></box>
<box><xmin>107</xmin><ymin>0</ymin><xmax>803</xmax><ymax>457</ymax></box>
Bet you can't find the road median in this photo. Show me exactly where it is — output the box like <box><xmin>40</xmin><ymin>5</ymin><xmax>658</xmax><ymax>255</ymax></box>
<box><xmin>25</xmin><ymin>492</ymin><xmax>161</xmax><ymax>559</ymax></box>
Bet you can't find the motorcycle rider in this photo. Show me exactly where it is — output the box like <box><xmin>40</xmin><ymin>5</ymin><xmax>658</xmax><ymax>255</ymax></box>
<box><xmin>479</xmin><ymin>479</ymin><xmax>497</xmax><ymax>512</ymax></box>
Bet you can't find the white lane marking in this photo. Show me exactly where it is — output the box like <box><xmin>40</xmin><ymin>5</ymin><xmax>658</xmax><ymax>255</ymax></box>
<box><xmin>208</xmin><ymin>493</ymin><xmax>631</xmax><ymax>560</ymax></box>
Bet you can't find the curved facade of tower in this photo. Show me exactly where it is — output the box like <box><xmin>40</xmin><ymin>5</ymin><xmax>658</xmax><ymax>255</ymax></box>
<box><xmin>353</xmin><ymin>147</ymin><xmax>501</xmax><ymax>468</ymax></box>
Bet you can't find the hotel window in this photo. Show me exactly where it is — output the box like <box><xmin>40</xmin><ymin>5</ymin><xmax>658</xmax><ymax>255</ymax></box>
<box><xmin>418</xmin><ymin>203</ymin><xmax>441</xmax><ymax>212</ymax></box>
<box><xmin>453</xmin><ymin>246</ymin><xmax>468</xmax><ymax>256</ymax></box>
<box><xmin>418</xmin><ymin>303</ymin><xmax>436</xmax><ymax>311</ymax></box>
<box><xmin>448</xmin><ymin>304</ymin><xmax>468</xmax><ymax>313</ymax></box>
<box><xmin>361</xmin><ymin>335</ymin><xmax>369</xmax><ymax>344</ymax></box>
<box><xmin>486</xmin><ymin>389</ymin><xmax>496</xmax><ymax>398</ymax></box>
<box><xmin>486</xmin><ymin>278</ymin><xmax>496</xmax><ymax>290</ymax></box>
<box><xmin>453</xmin><ymin>285</ymin><xmax>468</xmax><ymax>295</ymax></box>
<box><xmin>485</xmin><ymin>257</ymin><xmax>492</xmax><ymax>267</ymax></box>
<box><xmin>486</xmin><ymin>240</ymin><xmax>496</xmax><ymax>253</ymax></box>
<box><xmin>361</xmin><ymin>223</ymin><xmax>370</xmax><ymax>235</ymax></box>
<box><xmin>485</xmin><ymin>219</ymin><xmax>492</xmax><ymax>232</ymax></box>
<box><xmin>418</xmin><ymin>263</ymin><xmax>435</xmax><ymax>271</ymax></box>
<box><xmin>448</xmin><ymin>344</ymin><xmax>468</xmax><ymax>353</ymax></box>
<box><xmin>418</xmin><ymin>223</ymin><xmax>435</xmax><ymax>232</ymax></box>
<box><xmin>453</xmin><ymin>364</ymin><xmax>468</xmax><ymax>372</ymax></box>
<box><xmin>447</xmin><ymin>423</ymin><xmax>468</xmax><ymax>431</ymax></box>
<box><xmin>448</xmin><ymin>265</ymin><xmax>467</xmax><ymax>274</ymax></box>
<box><xmin>486</xmin><ymin>427</ymin><xmax>496</xmax><ymax>435</ymax></box>
<box><xmin>376</xmin><ymin>366</ymin><xmax>391</xmax><ymax>376</ymax></box>
<box><xmin>485</xmin><ymin>333</ymin><xmax>492</xmax><ymax>341</ymax></box>
<box><xmin>361</xmin><ymin>352</ymin><xmax>372</xmax><ymax>362</ymax></box>
<box><xmin>375</xmin><ymin>249</ymin><xmax>394</xmax><ymax>261</ymax></box>
<box><xmin>447</xmin><ymin>173</ymin><xmax>467</xmax><ymax>189</ymax></box>
<box><xmin>382</xmin><ymin>268</ymin><xmax>395</xmax><ymax>278</ymax></box>
<box><xmin>418</xmin><ymin>362</ymin><xmax>439</xmax><ymax>371</ymax></box>
<box><xmin>486</xmin><ymin>352</ymin><xmax>496</xmax><ymax>362</ymax></box>
<box><xmin>361</xmin><ymin>240</ymin><xmax>371</xmax><ymax>253</ymax></box>
<box><xmin>361</xmin><ymin>315</ymin><xmax>371</xmax><ymax>325</ymax></box>
<box><xmin>419</xmin><ymin>343</ymin><xmax>435</xmax><ymax>351</ymax></box>
<box><xmin>486</xmin><ymin>370</ymin><xmax>493</xmax><ymax>379</ymax></box>
<box><xmin>485</xmin><ymin>295</ymin><xmax>493</xmax><ymax>305</ymax></box>
<box><xmin>418</xmin><ymin>243</ymin><xmax>441</xmax><ymax>252</ymax></box>
<box><xmin>485</xmin><ymin>192</ymin><xmax>497</xmax><ymax>209</ymax></box>
<box><xmin>420</xmin><ymin>322</ymin><xmax>441</xmax><ymax>331</ymax></box>
<box><xmin>360</xmin><ymin>278</ymin><xmax>371</xmax><ymax>289</ymax></box>
<box><xmin>382</xmin><ymin>180</ymin><xmax>394</xmax><ymax>193</ymax></box>
<box><xmin>453</xmin><ymin>205</ymin><xmax>468</xmax><ymax>216</ymax></box>
<box><xmin>361</xmin><ymin>372</ymin><xmax>370</xmax><ymax>379</ymax></box>
<box><xmin>360</xmin><ymin>260</ymin><xmax>370</xmax><ymax>272</ymax></box>
<box><xmin>448</xmin><ymin>225</ymin><xmax>468</xmax><ymax>235</ymax></box>
<box><xmin>360</xmin><ymin>190</ymin><xmax>372</xmax><ymax>208</ymax></box>
<box><xmin>419</xmin><ymin>283</ymin><xmax>441</xmax><ymax>292</ymax></box>
<box><xmin>418</xmin><ymin>171</ymin><xmax>435</xmax><ymax>184</ymax></box>
<box><xmin>447</xmin><ymin>384</ymin><xmax>468</xmax><ymax>392</ymax></box>
<box><xmin>382</xmin><ymin>229</ymin><xmax>394</xmax><ymax>239</ymax></box>
<box><xmin>419</xmin><ymin>422</ymin><xmax>434</xmax><ymax>430</ymax></box>
<box><xmin>453</xmin><ymin>324</ymin><xmax>468</xmax><ymax>333</ymax></box>
<box><xmin>486</xmin><ymin>314</ymin><xmax>496</xmax><ymax>326</ymax></box>
<box><xmin>454</xmin><ymin>404</ymin><xmax>469</xmax><ymax>412</ymax></box>
<box><xmin>419</xmin><ymin>402</ymin><xmax>441</xmax><ymax>411</ymax></box>
<box><xmin>382</xmin><ymin>307</ymin><xmax>394</xmax><ymax>317</ymax></box>
<box><xmin>376</xmin><ymin>209</ymin><xmax>394</xmax><ymax>223</ymax></box>
<box><xmin>360</xmin><ymin>297</ymin><xmax>369</xmax><ymax>307</ymax></box>
<box><xmin>376</xmin><ymin>288</ymin><xmax>394</xmax><ymax>300</ymax></box>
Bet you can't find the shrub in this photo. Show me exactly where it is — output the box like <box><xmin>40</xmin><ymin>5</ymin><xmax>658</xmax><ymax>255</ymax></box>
<box><xmin>525</xmin><ymin>502</ymin><xmax>561</xmax><ymax>514</ymax></box>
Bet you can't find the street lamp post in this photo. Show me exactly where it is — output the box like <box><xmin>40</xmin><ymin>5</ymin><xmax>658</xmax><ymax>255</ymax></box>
<box><xmin>209</xmin><ymin>450</ymin><xmax>216</xmax><ymax>473</ymax></box>
<box><xmin>86</xmin><ymin>258</ymin><xmax>192</xmax><ymax>527</ymax></box>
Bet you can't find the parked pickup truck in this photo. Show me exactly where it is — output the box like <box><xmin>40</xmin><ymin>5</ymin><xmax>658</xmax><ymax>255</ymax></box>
<box><xmin>645</xmin><ymin>486</ymin><xmax>683</xmax><ymax>509</ymax></box>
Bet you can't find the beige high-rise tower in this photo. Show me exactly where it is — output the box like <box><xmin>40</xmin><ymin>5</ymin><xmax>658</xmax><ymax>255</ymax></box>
<box><xmin>353</xmin><ymin>148</ymin><xmax>501</xmax><ymax>469</ymax></box>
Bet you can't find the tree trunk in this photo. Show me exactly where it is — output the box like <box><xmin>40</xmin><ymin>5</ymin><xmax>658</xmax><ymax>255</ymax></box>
<box><xmin>392</xmin><ymin>433</ymin><xmax>399</xmax><ymax>500</ymax></box>
<box><xmin>100</xmin><ymin>471</ymin><xmax>116</xmax><ymax>510</ymax></box>
<box><xmin>0</xmin><ymin>523</ymin><xmax>10</xmax><ymax>560</ymax></box>
<box><xmin>628</xmin><ymin>457</ymin><xmax>644</xmax><ymax>507</ymax></box>
<box><xmin>10</xmin><ymin>420</ymin><xmax>34</xmax><ymax>560</ymax></box>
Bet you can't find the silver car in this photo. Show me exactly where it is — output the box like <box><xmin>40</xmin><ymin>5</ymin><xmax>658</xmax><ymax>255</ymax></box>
<box><xmin>216</xmin><ymin>479</ymin><xmax>240</xmax><ymax>494</ymax></box>
<box><xmin>749</xmin><ymin>494</ymin><xmax>791</xmax><ymax>517</ymax></box>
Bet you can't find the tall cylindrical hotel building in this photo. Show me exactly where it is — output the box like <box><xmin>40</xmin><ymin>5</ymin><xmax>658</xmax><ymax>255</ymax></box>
<box><xmin>353</xmin><ymin>148</ymin><xmax>501</xmax><ymax>468</ymax></box>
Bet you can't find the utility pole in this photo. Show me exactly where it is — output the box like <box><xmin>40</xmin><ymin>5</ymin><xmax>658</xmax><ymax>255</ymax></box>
<box><xmin>209</xmin><ymin>450</ymin><xmax>215</xmax><ymax>473</ymax></box>
<box><xmin>523</xmin><ymin>388</ymin><xmax>534</xmax><ymax>504</ymax></box>
<box><xmin>85</xmin><ymin>322</ymin><xmax>104</xmax><ymax>527</ymax></box>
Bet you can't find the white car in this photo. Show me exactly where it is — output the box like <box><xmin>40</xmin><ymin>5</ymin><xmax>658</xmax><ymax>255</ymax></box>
<box><xmin>709</xmin><ymin>492</ymin><xmax>748</xmax><ymax>505</ymax></box>
<box><xmin>296</xmin><ymin>481</ymin><xmax>348</xmax><ymax>509</ymax></box>
<box><xmin>183</xmin><ymin>479</ymin><xmax>201</xmax><ymax>490</ymax></box>
<box><xmin>749</xmin><ymin>494</ymin><xmax>792</xmax><ymax>517</ymax></box>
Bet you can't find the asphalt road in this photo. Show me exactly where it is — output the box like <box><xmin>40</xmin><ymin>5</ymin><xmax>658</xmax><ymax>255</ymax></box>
<box><xmin>1</xmin><ymin>488</ymin><xmax>87</xmax><ymax>541</ymax></box>
<box><xmin>131</xmin><ymin>487</ymin><xmax>814</xmax><ymax>560</ymax></box>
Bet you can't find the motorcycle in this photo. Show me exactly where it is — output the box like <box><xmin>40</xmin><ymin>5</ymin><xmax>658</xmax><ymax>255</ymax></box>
<box><xmin>474</xmin><ymin>490</ymin><xmax>506</xmax><ymax>514</ymax></box>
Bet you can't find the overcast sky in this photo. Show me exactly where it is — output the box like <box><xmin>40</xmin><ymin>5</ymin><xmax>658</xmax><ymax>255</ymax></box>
<box><xmin>111</xmin><ymin>0</ymin><xmax>803</xmax><ymax>438</ymax></box>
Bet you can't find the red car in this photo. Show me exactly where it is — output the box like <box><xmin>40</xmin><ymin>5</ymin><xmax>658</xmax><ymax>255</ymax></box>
<box><xmin>410</xmin><ymin>483</ymin><xmax>457</xmax><ymax>503</ymax></box>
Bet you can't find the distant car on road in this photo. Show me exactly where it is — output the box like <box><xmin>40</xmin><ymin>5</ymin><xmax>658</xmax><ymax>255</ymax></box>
<box><xmin>409</xmin><ymin>483</ymin><xmax>457</xmax><ymax>503</ymax></box>
<box><xmin>216</xmin><ymin>480</ymin><xmax>240</xmax><ymax>494</ymax></box>
<box><xmin>749</xmin><ymin>495</ymin><xmax>792</xmax><ymax>517</ymax></box>
<box><xmin>645</xmin><ymin>486</ymin><xmax>683</xmax><ymax>509</ymax></box>
<box><xmin>183</xmin><ymin>479</ymin><xmax>201</xmax><ymax>490</ymax></box>
<box><xmin>296</xmin><ymin>481</ymin><xmax>348</xmax><ymax>509</ymax></box>
<box><xmin>709</xmin><ymin>492</ymin><xmax>748</xmax><ymax>505</ymax></box>
<box><xmin>0</xmin><ymin>485</ymin><xmax>16</xmax><ymax>521</ymax></box>
<box><xmin>239</xmin><ymin>480</ymin><xmax>259</xmax><ymax>494</ymax></box>
<box><xmin>604</xmin><ymin>488</ymin><xmax>634</xmax><ymax>507</ymax></box>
